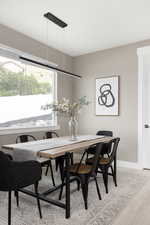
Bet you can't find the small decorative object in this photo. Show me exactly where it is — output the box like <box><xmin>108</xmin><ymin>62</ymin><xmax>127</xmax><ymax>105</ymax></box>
<box><xmin>68</xmin><ymin>116</ymin><xmax>78</xmax><ymax>141</ymax></box>
<box><xmin>96</xmin><ymin>76</ymin><xmax>119</xmax><ymax>116</ymax></box>
<box><xmin>42</xmin><ymin>96</ymin><xmax>89</xmax><ymax>140</ymax></box>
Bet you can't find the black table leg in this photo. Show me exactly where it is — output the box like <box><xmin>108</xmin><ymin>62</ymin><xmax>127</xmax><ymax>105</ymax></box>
<box><xmin>65</xmin><ymin>152</ymin><xmax>70</xmax><ymax>219</ymax></box>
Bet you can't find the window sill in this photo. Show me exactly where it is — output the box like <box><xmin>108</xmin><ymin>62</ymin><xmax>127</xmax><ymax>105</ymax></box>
<box><xmin>0</xmin><ymin>125</ymin><xmax>60</xmax><ymax>136</ymax></box>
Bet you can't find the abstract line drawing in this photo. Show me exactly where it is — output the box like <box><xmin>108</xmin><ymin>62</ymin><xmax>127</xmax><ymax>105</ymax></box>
<box><xmin>96</xmin><ymin>76</ymin><xmax>119</xmax><ymax>116</ymax></box>
<box><xmin>98</xmin><ymin>83</ymin><xmax>115</xmax><ymax>107</ymax></box>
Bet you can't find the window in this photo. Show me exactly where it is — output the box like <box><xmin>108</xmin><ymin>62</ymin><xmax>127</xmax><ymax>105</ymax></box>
<box><xmin>0</xmin><ymin>54</ymin><xmax>57</xmax><ymax>131</ymax></box>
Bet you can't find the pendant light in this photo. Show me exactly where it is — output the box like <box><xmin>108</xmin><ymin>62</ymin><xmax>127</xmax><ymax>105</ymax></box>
<box><xmin>19</xmin><ymin>12</ymin><xmax>82</xmax><ymax>79</ymax></box>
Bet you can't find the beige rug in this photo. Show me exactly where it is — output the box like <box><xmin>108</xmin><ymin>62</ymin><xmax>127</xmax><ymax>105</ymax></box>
<box><xmin>112</xmin><ymin>178</ymin><xmax>150</xmax><ymax>225</ymax></box>
<box><xmin>0</xmin><ymin>167</ymin><xmax>150</xmax><ymax>225</ymax></box>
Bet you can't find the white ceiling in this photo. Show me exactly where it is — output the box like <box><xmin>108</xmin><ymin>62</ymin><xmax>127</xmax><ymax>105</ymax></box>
<box><xmin>1</xmin><ymin>0</ymin><xmax>150</xmax><ymax>56</ymax></box>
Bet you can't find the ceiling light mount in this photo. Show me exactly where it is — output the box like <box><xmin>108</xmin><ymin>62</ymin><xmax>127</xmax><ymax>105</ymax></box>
<box><xmin>44</xmin><ymin>12</ymin><xmax>68</xmax><ymax>28</ymax></box>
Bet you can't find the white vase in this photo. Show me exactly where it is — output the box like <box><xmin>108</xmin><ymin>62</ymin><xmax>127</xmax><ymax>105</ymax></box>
<box><xmin>68</xmin><ymin>116</ymin><xmax>78</xmax><ymax>141</ymax></box>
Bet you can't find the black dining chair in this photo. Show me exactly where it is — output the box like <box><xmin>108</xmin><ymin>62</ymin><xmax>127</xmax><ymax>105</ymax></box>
<box><xmin>16</xmin><ymin>134</ymin><xmax>55</xmax><ymax>186</ymax></box>
<box><xmin>59</xmin><ymin>143</ymin><xmax>104</xmax><ymax>210</ymax></box>
<box><xmin>86</xmin><ymin>130</ymin><xmax>113</xmax><ymax>159</ymax></box>
<box><xmin>44</xmin><ymin>131</ymin><xmax>59</xmax><ymax>139</ymax></box>
<box><xmin>0</xmin><ymin>151</ymin><xmax>42</xmax><ymax>225</ymax></box>
<box><xmin>86</xmin><ymin>138</ymin><xmax>120</xmax><ymax>193</ymax></box>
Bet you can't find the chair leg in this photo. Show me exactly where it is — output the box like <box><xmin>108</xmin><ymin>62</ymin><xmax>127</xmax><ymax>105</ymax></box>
<box><xmin>55</xmin><ymin>158</ymin><xmax>59</xmax><ymax>171</ymax></box>
<box><xmin>49</xmin><ymin>161</ymin><xmax>55</xmax><ymax>186</ymax></box>
<box><xmin>81</xmin><ymin>178</ymin><xmax>88</xmax><ymax>210</ymax></box>
<box><xmin>102</xmin><ymin>168</ymin><xmax>108</xmax><ymax>194</ymax></box>
<box><xmin>34</xmin><ymin>182</ymin><xmax>42</xmax><ymax>219</ymax></box>
<box><xmin>70</xmin><ymin>153</ymin><xmax>74</xmax><ymax>165</ymax></box>
<box><xmin>14</xmin><ymin>191</ymin><xmax>19</xmax><ymax>207</ymax></box>
<box><xmin>114</xmin><ymin>156</ymin><xmax>117</xmax><ymax>186</ymax></box>
<box><xmin>59</xmin><ymin>176</ymin><xmax>65</xmax><ymax>200</ymax></box>
<box><xmin>94</xmin><ymin>177</ymin><xmax>101</xmax><ymax>200</ymax></box>
<box><xmin>8</xmin><ymin>191</ymin><xmax>11</xmax><ymax>225</ymax></box>
<box><xmin>45</xmin><ymin>164</ymin><xmax>49</xmax><ymax>176</ymax></box>
<box><xmin>56</xmin><ymin>156</ymin><xmax>64</xmax><ymax>174</ymax></box>
<box><xmin>58</xmin><ymin>157</ymin><xmax>65</xmax><ymax>181</ymax></box>
<box><xmin>77</xmin><ymin>179</ymin><xmax>80</xmax><ymax>191</ymax></box>
<box><xmin>110</xmin><ymin>166</ymin><xmax>117</xmax><ymax>187</ymax></box>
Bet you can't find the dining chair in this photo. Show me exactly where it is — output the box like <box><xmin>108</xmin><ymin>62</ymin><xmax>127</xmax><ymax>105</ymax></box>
<box><xmin>59</xmin><ymin>143</ymin><xmax>104</xmax><ymax>210</ymax></box>
<box><xmin>86</xmin><ymin>130</ymin><xmax>113</xmax><ymax>158</ymax></box>
<box><xmin>16</xmin><ymin>134</ymin><xmax>55</xmax><ymax>186</ymax></box>
<box><xmin>86</xmin><ymin>138</ymin><xmax>120</xmax><ymax>194</ymax></box>
<box><xmin>44</xmin><ymin>131</ymin><xmax>59</xmax><ymax>139</ymax></box>
<box><xmin>0</xmin><ymin>151</ymin><xmax>42</xmax><ymax>225</ymax></box>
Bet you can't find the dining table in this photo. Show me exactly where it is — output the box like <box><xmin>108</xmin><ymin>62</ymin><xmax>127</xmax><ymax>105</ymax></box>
<box><xmin>2</xmin><ymin>134</ymin><xmax>114</xmax><ymax>218</ymax></box>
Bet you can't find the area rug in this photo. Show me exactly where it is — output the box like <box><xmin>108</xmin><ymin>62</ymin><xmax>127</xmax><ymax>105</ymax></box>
<box><xmin>0</xmin><ymin>167</ymin><xmax>150</xmax><ymax>225</ymax></box>
<box><xmin>112</xmin><ymin>178</ymin><xmax>150</xmax><ymax>225</ymax></box>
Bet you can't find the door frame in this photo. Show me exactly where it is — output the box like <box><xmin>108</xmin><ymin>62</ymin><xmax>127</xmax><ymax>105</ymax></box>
<box><xmin>137</xmin><ymin>46</ymin><xmax>150</xmax><ymax>169</ymax></box>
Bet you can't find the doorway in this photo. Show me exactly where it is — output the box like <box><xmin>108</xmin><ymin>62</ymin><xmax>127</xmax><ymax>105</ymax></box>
<box><xmin>138</xmin><ymin>46</ymin><xmax>150</xmax><ymax>169</ymax></box>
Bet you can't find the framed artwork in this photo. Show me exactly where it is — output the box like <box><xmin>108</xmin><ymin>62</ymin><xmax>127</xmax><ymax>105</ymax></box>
<box><xmin>96</xmin><ymin>76</ymin><xmax>119</xmax><ymax>116</ymax></box>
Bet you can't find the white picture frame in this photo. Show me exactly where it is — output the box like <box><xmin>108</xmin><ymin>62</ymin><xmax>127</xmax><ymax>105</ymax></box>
<box><xmin>96</xmin><ymin>76</ymin><xmax>119</xmax><ymax>116</ymax></box>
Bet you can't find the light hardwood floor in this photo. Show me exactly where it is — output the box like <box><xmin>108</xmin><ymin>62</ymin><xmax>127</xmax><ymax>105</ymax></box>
<box><xmin>112</xmin><ymin>178</ymin><xmax>150</xmax><ymax>225</ymax></box>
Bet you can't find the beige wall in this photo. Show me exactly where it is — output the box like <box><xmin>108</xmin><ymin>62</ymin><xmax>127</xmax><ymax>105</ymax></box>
<box><xmin>73</xmin><ymin>40</ymin><xmax>150</xmax><ymax>163</ymax></box>
<box><xmin>0</xmin><ymin>24</ymin><xmax>73</xmax><ymax>147</ymax></box>
<box><xmin>1</xmin><ymin>23</ymin><xmax>150</xmax><ymax>163</ymax></box>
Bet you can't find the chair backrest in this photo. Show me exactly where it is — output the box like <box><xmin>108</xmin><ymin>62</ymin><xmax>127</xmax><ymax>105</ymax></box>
<box><xmin>45</xmin><ymin>131</ymin><xmax>59</xmax><ymax>139</ymax></box>
<box><xmin>0</xmin><ymin>151</ymin><xmax>12</xmax><ymax>189</ymax></box>
<box><xmin>90</xmin><ymin>143</ymin><xmax>104</xmax><ymax>175</ymax></box>
<box><xmin>96</xmin><ymin>130</ymin><xmax>113</xmax><ymax>155</ymax></box>
<box><xmin>76</xmin><ymin>143</ymin><xmax>104</xmax><ymax>175</ymax></box>
<box><xmin>0</xmin><ymin>151</ymin><xmax>11</xmax><ymax>168</ymax></box>
<box><xmin>96</xmin><ymin>130</ymin><xmax>113</xmax><ymax>137</ymax></box>
<box><xmin>107</xmin><ymin>138</ymin><xmax>120</xmax><ymax>164</ymax></box>
<box><xmin>16</xmin><ymin>134</ymin><xmax>37</xmax><ymax>143</ymax></box>
<box><xmin>0</xmin><ymin>151</ymin><xmax>41</xmax><ymax>191</ymax></box>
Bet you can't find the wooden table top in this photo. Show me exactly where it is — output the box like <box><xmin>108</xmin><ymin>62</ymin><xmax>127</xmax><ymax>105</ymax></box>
<box><xmin>39</xmin><ymin>136</ymin><xmax>113</xmax><ymax>158</ymax></box>
<box><xmin>2</xmin><ymin>135</ymin><xmax>114</xmax><ymax>159</ymax></box>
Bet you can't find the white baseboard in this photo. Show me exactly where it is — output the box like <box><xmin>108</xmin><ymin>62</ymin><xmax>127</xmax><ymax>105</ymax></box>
<box><xmin>118</xmin><ymin>160</ymin><xmax>142</xmax><ymax>170</ymax></box>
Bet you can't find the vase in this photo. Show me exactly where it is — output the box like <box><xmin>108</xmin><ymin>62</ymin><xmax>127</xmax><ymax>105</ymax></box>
<box><xmin>68</xmin><ymin>116</ymin><xmax>78</xmax><ymax>141</ymax></box>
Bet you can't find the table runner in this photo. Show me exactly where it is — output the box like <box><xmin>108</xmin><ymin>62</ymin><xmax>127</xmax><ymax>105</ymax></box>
<box><xmin>11</xmin><ymin>135</ymin><xmax>104</xmax><ymax>161</ymax></box>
